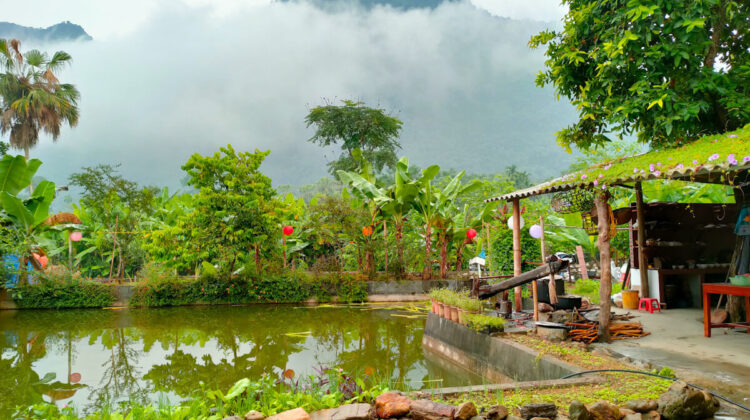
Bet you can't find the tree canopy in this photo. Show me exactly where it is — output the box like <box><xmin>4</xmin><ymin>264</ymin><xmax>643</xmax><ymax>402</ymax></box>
<box><xmin>305</xmin><ymin>100</ymin><xmax>403</xmax><ymax>174</ymax></box>
<box><xmin>529</xmin><ymin>0</ymin><xmax>750</xmax><ymax>151</ymax></box>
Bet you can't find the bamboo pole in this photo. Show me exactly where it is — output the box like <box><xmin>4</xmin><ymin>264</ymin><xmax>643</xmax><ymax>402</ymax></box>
<box><xmin>512</xmin><ymin>199</ymin><xmax>522</xmax><ymax>312</ymax></box>
<box><xmin>635</xmin><ymin>182</ymin><xmax>649</xmax><ymax>297</ymax></box>
<box><xmin>540</xmin><ymin>216</ymin><xmax>559</xmax><ymax>305</ymax></box>
<box><xmin>595</xmin><ymin>193</ymin><xmax>612</xmax><ymax>342</ymax></box>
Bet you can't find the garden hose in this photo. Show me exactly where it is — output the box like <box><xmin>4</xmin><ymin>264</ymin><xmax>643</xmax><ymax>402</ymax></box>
<box><xmin>559</xmin><ymin>369</ymin><xmax>750</xmax><ymax>412</ymax></box>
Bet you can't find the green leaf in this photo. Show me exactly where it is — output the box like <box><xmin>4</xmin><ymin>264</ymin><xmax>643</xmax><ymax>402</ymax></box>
<box><xmin>0</xmin><ymin>191</ymin><xmax>35</xmax><ymax>232</ymax></box>
<box><xmin>0</xmin><ymin>155</ymin><xmax>42</xmax><ymax>196</ymax></box>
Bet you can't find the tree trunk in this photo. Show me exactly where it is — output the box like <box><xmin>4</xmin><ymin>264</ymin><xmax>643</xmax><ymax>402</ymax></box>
<box><xmin>539</xmin><ymin>217</ymin><xmax>558</xmax><ymax>305</ymax></box>
<box><xmin>25</xmin><ymin>145</ymin><xmax>32</xmax><ymax>194</ymax></box>
<box><xmin>595</xmin><ymin>193</ymin><xmax>613</xmax><ymax>342</ymax></box>
<box><xmin>422</xmin><ymin>224</ymin><xmax>432</xmax><ymax>280</ymax></box>
<box><xmin>455</xmin><ymin>239</ymin><xmax>467</xmax><ymax>271</ymax></box>
<box><xmin>396</xmin><ymin>222</ymin><xmax>404</xmax><ymax>270</ymax></box>
<box><xmin>383</xmin><ymin>221</ymin><xmax>388</xmax><ymax>274</ymax></box>
<box><xmin>254</xmin><ymin>244</ymin><xmax>261</xmax><ymax>273</ymax></box>
<box><xmin>512</xmin><ymin>199</ymin><xmax>522</xmax><ymax>312</ymax></box>
<box><xmin>439</xmin><ymin>233</ymin><xmax>448</xmax><ymax>279</ymax></box>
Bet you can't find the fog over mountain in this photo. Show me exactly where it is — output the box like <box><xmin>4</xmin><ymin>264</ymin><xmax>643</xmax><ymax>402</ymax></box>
<box><xmin>5</xmin><ymin>0</ymin><xmax>577</xmax><ymax>190</ymax></box>
<box><xmin>0</xmin><ymin>21</ymin><xmax>92</xmax><ymax>42</ymax></box>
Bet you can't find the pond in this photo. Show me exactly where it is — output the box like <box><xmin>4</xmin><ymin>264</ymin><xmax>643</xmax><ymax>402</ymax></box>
<box><xmin>0</xmin><ymin>303</ymin><xmax>481</xmax><ymax>416</ymax></box>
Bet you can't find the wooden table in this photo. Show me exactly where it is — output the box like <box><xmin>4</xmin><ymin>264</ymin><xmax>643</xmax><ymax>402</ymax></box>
<box><xmin>702</xmin><ymin>283</ymin><xmax>750</xmax><ymax>337</ymax></box>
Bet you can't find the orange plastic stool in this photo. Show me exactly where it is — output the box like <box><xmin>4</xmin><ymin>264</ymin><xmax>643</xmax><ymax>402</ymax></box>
<box><xmin>638</xmin><ymin>297</ymin><xmax>661</xmax><ymax>313</ymax></box>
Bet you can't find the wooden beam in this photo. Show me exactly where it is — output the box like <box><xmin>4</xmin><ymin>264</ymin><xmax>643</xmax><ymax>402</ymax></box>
<box><xmin>512</xmin><ymin>199</ymin><xmax>522</xmax><ymax>312</ymax></box>
<box><xmin>478</xmin><ymin>260</ymin><xmax>569</xmax><ymax>299</ymax></box>
<box><xmin>595</xmin><ymin>193</ymin><xmax>612</xmax><ymax>342</ymax></box>
<box><xmin>540</xmin><ymin>216</ymin><xmax>559</xmax><ymax>305</ymax></box>
<box><xmin>635</xmin><ymin>181</ymin><xmax>649</xmax><ymax>298</ymax></box>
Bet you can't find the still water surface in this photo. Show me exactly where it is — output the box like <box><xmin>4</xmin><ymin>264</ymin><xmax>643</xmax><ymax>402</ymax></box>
<box><xmin>0</xmin><ymin>304</ymin><xmax>480</xmax><ymax>415</ymax></box>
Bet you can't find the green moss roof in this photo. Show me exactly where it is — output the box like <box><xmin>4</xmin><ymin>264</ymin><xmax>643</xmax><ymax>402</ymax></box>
<box><xmin>489</xmin><ymin>124</ymin><xmax>750</xmax><ymax>202</ymax></box>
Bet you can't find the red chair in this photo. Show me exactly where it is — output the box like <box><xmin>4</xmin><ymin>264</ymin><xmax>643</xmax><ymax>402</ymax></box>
<box><xmin>638</xmin><ymin>298</ymin><xmax>661</xmax><ymax>313</ymax></box>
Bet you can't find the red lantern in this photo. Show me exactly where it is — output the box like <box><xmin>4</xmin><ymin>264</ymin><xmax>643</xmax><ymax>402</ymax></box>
<box><xmin>282</xmin><ymin>225</ymin><xmax>294</xmax><ymax>236</ymax></box>
<box><xmin>466</xmin><ymin>228</ymin><xmax>477</xmax><ymax>239</ymax></box>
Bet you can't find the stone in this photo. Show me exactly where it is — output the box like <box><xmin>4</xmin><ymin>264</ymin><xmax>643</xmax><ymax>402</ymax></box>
<box><xmin>538</xmin><ymin>302</ymin><xmax>554</xmax><ymax>313</ymax></box>
<box><xmin>657</xmin><ymin>381</ymin><xmax>719</xmax><ymax>420</ymax></box>
<box><xmin>519</xmin><ymin>403</ymin><xmax>557</xmax><ymax>420</ymax></box>
<box><xmin>624</xmin><ymin>400</ymin><xmax>657</xmax><ymax>414</ymax></box>
<box><xmin>469</xmin><ymin>416</ymin><xmax>486</xmax><ymax>420</ymax></box>
<box><xmin>409</xmin><ymin>399</ymin><xmax>455</xmax><ymax>420</ymax></box>
<box><xmin>536</xmin><ymin>326</ymin><xmax>567</xmax><ymax>341</ymax></box>
<box><xmin>548</xmin><ymin>310</ymin><xmax>574</xmax><ymax>324</ymax></box>
<box><xmin>487</xmin><ymin>405</ymin><xmax>509</xmax><ymax>420</ymax></box>
<box><xmin>456</xmin><ymin>402</ymin><xmax>478</xmax><ymax>420</ymax></box>
<box><xmin>567</xmin><ymin>401</ymin><xmax>592</xmax><ymax>420</ymax></box>
<box><xmin>309</xmin><ymin>410</ymin><xmax>331</xmax><ymax>420</ymax></box>
<box><xmin>587</xmin><ymin>400</ymin><xmax>621</xmax><ymax>420</ymax></box>
<box><xmin>622</xmin><ymin>415</ymin><xmax>642</xmax><ymax>420</ymax></box>
<box><xmin>507</xmin><ymin>416</ymin><xmax>524</xmax><ymax>420</ymax></box>
<box><xmin>245</xmin><ymin>411</ymin><xmax>266</xmax><ymax>420</ymax></box>
<box><xmin>375</xmin><ymin>392</ymin><xmax>411</xmax><ymax>418</ymax></box>
<box><xmin>223</xmin><ymin>417</ymin><xmax>243</xmax><ymax>420</ymax></box>
<box><xmin>643</xmin><ymin>411</ymin><xmax>660</xmax><ymax>420</ymax></box>
<box><xmin>331</xmin><ymin>404</ymin><xmax>372</xmax><ymax>420</ymax></box>
<box><xmin>266</xmin><ymin>408</ymin><xmax>310</xmax><ymax>420</ymax></box>
<box><xmin>530</xmin><ymin>418</ymin><xmax>551</xmax><ymax>420</ymax></box>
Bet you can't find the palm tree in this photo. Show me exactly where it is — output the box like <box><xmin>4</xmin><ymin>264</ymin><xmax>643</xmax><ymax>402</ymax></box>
<box><xmin>0</xmin><ymin>39</ymin><xmax>80</xmax><ymax>162</ymax></box>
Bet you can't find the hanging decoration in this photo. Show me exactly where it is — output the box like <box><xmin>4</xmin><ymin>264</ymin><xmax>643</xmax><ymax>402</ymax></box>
<box><xmin>466</xmin><ymin>228</ymin><xmax>477</xmax><ymax>239</ymax></box>
<box><xmin>507</xmin><ymin>215</ymin><xmax>525</xmax><ymax>230</ymax></box>
<box><xmin>69</xmin><ymin>231</ymin><xmax>83</xmax><ymax>242</ymax></box>
<box><xmin>362</xmin><ymin>226</ymin><xmax>373</xmax><ymax>237</ymax></box>
<box><xmin>282</xmin><ymin>225</ymin><xmax>294</xmax><ymax>236</ymax></box>
<box><xmin>529</xmin><ymin>224</ymin><xmax>542</xmax><ymax>239</ymax></box>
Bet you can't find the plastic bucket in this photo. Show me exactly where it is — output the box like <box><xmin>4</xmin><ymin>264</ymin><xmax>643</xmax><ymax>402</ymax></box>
<box><xmin>622</xmin><ymin>290</ymin><xmax>640</xmax><ymax>309</ymax></box>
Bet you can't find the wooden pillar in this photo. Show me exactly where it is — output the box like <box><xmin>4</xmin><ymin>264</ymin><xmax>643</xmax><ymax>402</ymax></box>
<box><xmin>595</xmin><ymin>193</ymin><xmax>612</xmax><ymax>342</ymax></box>
<box><xmin>512</xmin><ymin>199</ymin><xmax>523</xmax><ymax>312</ymax></box>
<box><xmin>540</xmin><ymin>217</ymin><xmax>559</xmax><ymax>305</ymax></box>
<box><xmin>635</xmin><ymin>182</ymin><xmax>649</xmax><ymax>297</ymax></box>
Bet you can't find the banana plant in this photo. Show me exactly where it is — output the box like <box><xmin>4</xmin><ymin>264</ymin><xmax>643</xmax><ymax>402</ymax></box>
<box><xmin>0</xmin><ymin>155</ymin><xmax>56</xmax><ymax>280</ymax></box>
<box><xmin>412</xmin><ymin>168</ymin><xmax>481</xmax><ymax>280</ymax></box>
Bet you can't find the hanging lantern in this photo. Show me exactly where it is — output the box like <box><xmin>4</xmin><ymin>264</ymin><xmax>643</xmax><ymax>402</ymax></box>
<box><xmin>282</xmin><ymin>225</ymin><xmax>294</xmax><ymax>236</ymax></box>
<box><xmin>529</xmin><ymin>224</ymin><xmax>542</xmax><ymax>239</ymax></box>
<box><xmin>507</xmin><ymin>215</ymin><xmax>525</xmax><ymax>230</ymax></box>
<box><xmin>362</xmin><ymin>226</ymin><xmax>373</xmax><ymax>237</ymax></box>
<box><xmin>69</xmin><ymin>373</ymin><xmax>81</xmax><ymax>383</ymax></box>
<box><xmin>69</xmin><ymin>231</ymin><xmax>83</xmax><ymax>242</ymax></box>
<box><xmin>466</xmin><ymin>228</ymin><xmax>477</xmax><ymax>239</ymax></box>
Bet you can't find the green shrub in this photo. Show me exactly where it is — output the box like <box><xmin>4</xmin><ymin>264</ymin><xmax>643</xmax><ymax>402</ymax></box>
<box><xmin>569</xmin><ymin>278</ymin><xmax>622</xmax><ymax>304</ymax></box>
<box><xmin>11</xmin><ymin>275</ymin><xmax>115</xmax><ymax>309</ymax></box>
<box><xmin>465</xmin><ymin>313</ymin><xmax>505</xmax><ymax>333</ymax></box>
<box><xmin>337</xmin><ymin>280</ymin><xmax>368</xmax><ymax>303</ymax></box>
<box><xmin>490</xmin><ymin>227</ymin><xmax>541</xmax><ymax>274</ymax></box>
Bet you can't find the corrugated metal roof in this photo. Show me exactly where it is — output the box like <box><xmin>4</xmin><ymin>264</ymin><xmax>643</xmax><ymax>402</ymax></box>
<box><xmin>487</xmin><ymin>125</ymin><xmax>750</xmax><ymax>202</ymax></box>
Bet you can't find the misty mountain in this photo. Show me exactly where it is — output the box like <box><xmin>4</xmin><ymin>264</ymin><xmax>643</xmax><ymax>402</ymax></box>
<box><xmin>279</xmin><ymin>0</ymin><xmax>459</xmax><ymax>10</ymax></box>
<box><xmin>0</xmin><ymin>21</ymin><xmax>92</xmax><ymax>42</ymax></box>
<box><xmin>6</xmin><ymin>1</ymin><xmax>576</xmax><ymax>192</ymax></box>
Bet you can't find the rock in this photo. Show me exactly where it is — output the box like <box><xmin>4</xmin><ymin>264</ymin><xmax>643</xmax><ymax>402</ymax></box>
<box><xmin>530</xmin><ymin>418</ymin><xmax>551</xmax><ymax>420</ymax></box>
<box><xmin>310</xmin><ymin>410</ymin><xmax>331</xmax><ymax>420</ymax></box>
<box><xmin>549</xmin><ymin>310</ymin><xmax>573</xmax><ymax>324</ymax></box>
<box><xmin>469</xmin><ymin>416</ymin><xmax>485</xmax><ymax>420</ymax></box>
<box><xmin>538</xmin><ymin>303</ymin><xmax>554</xmax><ymax>313</ymax></box>
<box><xmin>619</xmin><ymin>409</ymin><xmax>635</xmax><ymax>417</ymax></box>
<box><xmin>245</xmin><ymin>411</ymin><xmax>265</xmax><ymax>420</ymax></box>
<box><xmin>331</xmin><ymin>404</ymin><xmax>372</xmax><ymax>420</ymax></box>
<box><xmin>568</xmin><ymin>401</ymin><xmax>592</xmax><ymax>420</ymax></box>
<box><xmin>624</xmin><ymin>400</ymin><xmax>657</xmax><ymax>414</ymax></box>
<box><xmin>643</xmin><ymin>411</ymin><xmax>660</xmax><ymax>420</ymax></box>
<box><xmin>587</xmin><ymin>400</ymin><xmax>621</xmax><ymax>420</ymax></box>
<box><xmin>622</xmin><ymin>415</ymin><xmax>642</xmax><ymax>420</ymax></box>
<box><xmin>536</xmin><ymin>326</ymin><xmax>567</xmax><ymax>341</ymax></box>
<box><xmin>456</xmin><ymin>402</ymin><xmax>478</xmax><ymax>420</ymax></box>
<box><xmin>507</xmin><ymin>417</ymin><xmax>523</xmax><ymax>420</ymax></box>
<box><xmin>223</xmin><ymin>417</ymin><xmax>243</xmax><ymax>420</ymax></box>
<box><xmin>487</xmin><ymin>405</ymin><xmax>509</xmax><ymax>420</ymax></box>
<box><xmin>657</xmin><ymin>381</ymin><xmax>719</xmax><ymax>420</ymax></box>
<box><xmin>375</xmin><ymin>392</ymin><xmax>412</xmax><ymax>418</ymax></box>
<box><xmin>409</xmin><ymin>399</ymin><xmax>455</xmax><ymax>420</ymax></box>
<box><xmin>519</xmin><ymin>403</ymin><xmax>557</xmax><ymax>420</ymax></box>
<box><xmin>266</xmin><ymin>408</ymin><xmax>311</xmax><ymax>420</ymax></box>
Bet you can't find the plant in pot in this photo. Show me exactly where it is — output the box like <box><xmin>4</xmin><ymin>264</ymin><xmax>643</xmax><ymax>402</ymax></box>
<box><xmin>458</xmin><ymin>296</ymin><xmax>482</xmax><ymax>325</ymax></box>
<box><xmin>429</xmin><ymin>289</ymin><xmax>441</xmax><ymax>313</ymax></box>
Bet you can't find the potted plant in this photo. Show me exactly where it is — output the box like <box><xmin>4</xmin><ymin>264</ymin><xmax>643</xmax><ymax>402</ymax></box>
<box><xmin>458</xmin><ymin>296</ymin><xmax>482</xmax><ymax>325</ymax></box>
<box><xmin>466</xmin><ymin>313</ymin><xmax>505</xmax><ymax>334</ymax></box>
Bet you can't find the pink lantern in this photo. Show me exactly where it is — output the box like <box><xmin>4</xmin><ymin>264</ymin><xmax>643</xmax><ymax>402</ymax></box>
<box><xmin>282</xmin><ymin>225</ymin><xmax>294</xmax><ymax>236</ymax></box>
<box><xmin>466</xmin><ymin>228</ymin><xmax>477</xmax><ymax>239</ymax></box>
<box><xmin>529</xmin><ymin>224</ymin><xmax>543</xmax><ymax>239</ymax></box>
<box><xmin>69</xmin><ymin>373</ymin><xmax>81</xmax><ymax>383</ymax></box>
<box><xmin>69</xmin><ymin>231</ymin><xmax>83</xmax><ymax>242</ymax></box>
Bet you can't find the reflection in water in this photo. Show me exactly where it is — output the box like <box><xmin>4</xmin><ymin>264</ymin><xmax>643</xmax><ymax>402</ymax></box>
<box><xmin>0</xmin><ymin>304</ymin><xmax>481</xmax><ymax>415</ymax></box>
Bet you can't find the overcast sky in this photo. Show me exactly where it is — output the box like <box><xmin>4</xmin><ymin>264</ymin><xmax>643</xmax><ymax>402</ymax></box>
<box><xmin>3</xmin><ymin>0</ymin><xmax>574</xmax><ymax>192</ymax></box>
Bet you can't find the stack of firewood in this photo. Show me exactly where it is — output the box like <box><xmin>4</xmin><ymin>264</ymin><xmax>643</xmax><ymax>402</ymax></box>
<box><xmin>565</xmin><ymin>321</ymin><xmax>650</xmax><ymax>344</ymax></box>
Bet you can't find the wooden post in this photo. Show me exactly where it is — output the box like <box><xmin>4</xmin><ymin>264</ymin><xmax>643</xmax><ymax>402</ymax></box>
<box><xmin>540</xmin><ymin>217</ymin><xmax>559</xmax><ymax>305</ymax></box>
<box><xmin>283</xmin><ymin>235</ymin><xmax>287</xmax><ymax>269</ymax></box>
<box><xmin>484</xmin><ymin>222</ymin><xmax>491</xmax><ymax>270</ymax></box>
<box><xmin>635</xmin><ymin>182</ymin><xmax>649</xmax><ymax>297</ymax></box>
<box><xmin>595</xmin><ymin>193</ymin><xmax>612</xmax><ymax>342</ymax></box>
<box><xmin>512</xmin><ymin>199</ymin><xmax>523</xmax><ymax>312</ymax></box>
